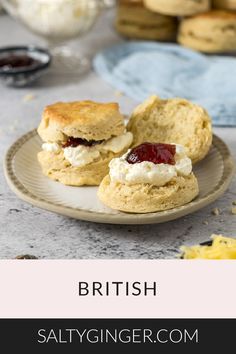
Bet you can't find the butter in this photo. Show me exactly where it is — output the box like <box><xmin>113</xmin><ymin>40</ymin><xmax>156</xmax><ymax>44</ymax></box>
<box><xmin>181</xmin><ymin>235</ymin><xmax>236</xmax><ymax>259</ymax></box>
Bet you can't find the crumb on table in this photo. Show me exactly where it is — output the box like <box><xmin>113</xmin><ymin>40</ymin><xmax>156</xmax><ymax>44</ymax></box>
<box><xmin>22</xmin><ymin>93</ymin><xmax>36</xmax><ymax>102</ymax></box>
<box><xmin>114</xmin><ymin>90</ymin><xmax>124</xmax><ymax>97</ymax></box>
<box><xmin>232</xmin><ymin>207</ymin><xmax>236</xmax><ymax>215</ymax></box>
<box><xmin>211</xmin><ymin>208</ymin><xmax>220</xmax><ymax>216</ymax></box>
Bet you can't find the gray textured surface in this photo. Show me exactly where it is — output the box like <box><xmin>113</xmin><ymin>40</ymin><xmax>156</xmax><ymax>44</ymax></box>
<box><xmin>0</xmin><ymin>11</ymin><xmax>235</xmax><ymax>259</ymax></box>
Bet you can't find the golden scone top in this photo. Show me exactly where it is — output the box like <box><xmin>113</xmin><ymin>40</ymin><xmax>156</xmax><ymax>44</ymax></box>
<box><xmin>38</xmin><ymin>100</ymin><xmax>126</xmax><ymax>143</ymax></box>
<box><xmin>43</xmin><ymin>101</ymin><xmax>120</xmax><ymax>125</ymax></box>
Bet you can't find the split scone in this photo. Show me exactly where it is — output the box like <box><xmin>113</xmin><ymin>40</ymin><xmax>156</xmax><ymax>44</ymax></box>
<box><xmin>127</xmin><ymin>96</ymin><xmax>212</xmax><ymax>164</ymax></box>
<box><xmin>37</xmin><ymin>101</ymin><xmax>133</xmax><ymax>186</ymax></box>
<box><xmin>213</xmin><ymin>0</ymin><xmax>236</xmax><ymax>10</ymax></box>
<box><xmin>178</xmin><ymin>11</ymin><xmax>236</xmax><ymax>53</ymax></box>
<box><xmin>116</xmin><ymin>0</ymin><xmax>177</xmax><ymax>41</ymax></box>
<box><xmin>144</xmin><ymin>0</ymin><xmax>210</xmax><ymax>16</ymax></box>
<box><xmin>98</xmin><ymin>142</ymin><xmax>199</xmax><ymax>213</ymax></box>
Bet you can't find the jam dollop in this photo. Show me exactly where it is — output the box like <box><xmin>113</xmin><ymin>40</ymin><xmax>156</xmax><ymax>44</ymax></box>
<box><xmin>62</xmin><ymin>137</ymin><xmax>104</xmax><ymax>148</ymax></box>
<box><xmin>126</xmin><ymin>143</ymin><xmax>176</xmax><ymax>165</ymax></box>
<box><xmin>0</xmin><ymin>55</ymin><xmax>40</xmax><ymax>70</ymax></box>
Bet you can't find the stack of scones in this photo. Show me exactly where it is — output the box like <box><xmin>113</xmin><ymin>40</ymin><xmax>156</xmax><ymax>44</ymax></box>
<box><xmin>115</xmin><ymin>0</ymin><xmax>236</xmax><ymax>53</ymax></box>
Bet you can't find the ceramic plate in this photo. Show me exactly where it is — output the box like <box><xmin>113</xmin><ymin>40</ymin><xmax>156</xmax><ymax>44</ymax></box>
<box><xmin>3</xmin><ymin>130</ymin><xmax>235</xmax><ymax>224</ymax></box>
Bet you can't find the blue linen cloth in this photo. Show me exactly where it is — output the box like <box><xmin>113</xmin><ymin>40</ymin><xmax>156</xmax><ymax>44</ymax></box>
<box><xmin>93</xmin><ymin>41</ymin><xmax>236</xmax><ymax>126</ymax></box>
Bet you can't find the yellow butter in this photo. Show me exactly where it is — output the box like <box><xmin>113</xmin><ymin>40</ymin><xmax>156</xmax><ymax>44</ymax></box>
<box><xmin>181</xmin><ymin>234</ymin><xmax>236</xmax><ymax>259</ymax></box>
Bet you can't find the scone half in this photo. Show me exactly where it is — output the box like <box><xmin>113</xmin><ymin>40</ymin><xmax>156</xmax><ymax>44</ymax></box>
<box><xmin>127</xmin><ymin>96</ymin><xmax>212</xmax><ymax>164</ymax></box>
<box><xmin>38</xmin><ymin>148</ymin><xmax>131</xmax><ymax>187</ymax></box>
<box><xmin>37</xmin><ymin>100</ymin><xmax>133</xmax><ymax>186</ymax></box>
<box><xmin>98</xmin><ymin>174</ymin><xmax>199</xmax><ymax>214</ymax></box>
<box><xmin>98</xmin><ymin>142</ymin><xmax>199</xmax><ymax>213</ymax></box>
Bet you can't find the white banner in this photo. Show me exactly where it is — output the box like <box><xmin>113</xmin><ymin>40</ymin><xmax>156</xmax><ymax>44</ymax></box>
<box><xmin>0</xmin><ymin>260</ymin><xmax>235</xmax><ymax>318</ymax></box>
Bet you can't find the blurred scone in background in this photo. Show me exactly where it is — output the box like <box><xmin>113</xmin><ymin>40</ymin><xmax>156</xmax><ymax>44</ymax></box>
<box><xmin>115</xmin><ymin>0</ymin><xmax>236</xmax><ymax>53</ymax></box>
<box><xmin>115</xmin><ymin>0</ymin><xmax>177</xmax><ymax>41</ymax></box>
<box><xmin>178</xmin><ymin>11</ymin><xmax>236</xmax><ymax>53</ymax></box>
<box><xmin>213</xmin><ymin>0</ymin><xmax>236</xmax><ymax>10</ymax></box>
<box><xmin>144</xmin><ymin>0</ymin><xmax>211</xmax><ymax>16</ymax></box>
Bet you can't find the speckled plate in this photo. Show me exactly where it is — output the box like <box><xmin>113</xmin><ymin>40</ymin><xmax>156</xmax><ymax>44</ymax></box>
<box><xmin>3</xmin><ymin>130</ymin><xmax>235</xmax><ymax>224</ymax></box>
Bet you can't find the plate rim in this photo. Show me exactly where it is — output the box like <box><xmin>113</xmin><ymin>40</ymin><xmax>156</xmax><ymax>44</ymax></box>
<box><xmin>3</xmin><ymin>129</ymin><xmax>236</xmax><ymax>225</ymax></box>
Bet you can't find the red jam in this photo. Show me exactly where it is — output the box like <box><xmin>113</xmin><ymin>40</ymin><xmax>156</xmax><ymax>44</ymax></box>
<box><xmin>126</xmin><ymin>143</ymin><xmax>176</xmax><ymax>165</ymax></box>
<box><xmin>62</xmin><ymin>137</ymin><xmax>104</xmax><ymax>148</ymax></box>
<box><xmin>0</xmin><ymin>55</ymin><xmax>40</xmax><ymax>70</ymax></box>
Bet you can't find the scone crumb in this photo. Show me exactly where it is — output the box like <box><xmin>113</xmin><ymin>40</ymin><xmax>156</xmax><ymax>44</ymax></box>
<box><xmin>231</xmin><ymin>207</ymin><xmax>236</xmax><ymax>215</ymax></box>
<box><xmin>203</xmin><ymin>220</ymin><xmax>209</xmax><ymax>225</ymax></box>
<box><xmin>211</xmin><ymin>208</ymin><xmax>220</xmax><ymax>216</ymax></box>
<box><xmin>9</xmin><ymin>119</ymin><xmax>19</xmax><ymax>132</ymax></box>
<box><xmin>114</xmin><ymin>90</ymin><xmax>124</xmax><ymax>97</ymax></box>
<box><xmin>22</xmin><ymin>93</ymin><xmax>36</xmax><ymax>102</ymax></box>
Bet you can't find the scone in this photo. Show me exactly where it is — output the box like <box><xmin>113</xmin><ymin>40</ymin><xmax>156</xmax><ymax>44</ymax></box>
<box><xmin>127</xmin><ymin>96</ymin><xmax>212</xmax><ymax>164</ymax></box>
<box><xmin>37</xmin><ymin>100</ymin><xmax>133</xmax><ymax>186</ymax></box>
<box><xmin>98</xmin><ymin>142</ymin><xmax>199</xmax><ymax>213</ymax></box>
<box><xmin>178</xmin><ymin>11</ymin><xmax>236</xmax><ymax>53</ymax></box>
<box><xmin>213</xmin><ymin>0</ymin><xmax>236</xmax><ymax>10</ymax></box>
<box><xmin>115</xmin><ymin>0</ymin><xmax>177</xmax><ymax>41</ymax></box>
<box><xmin>144</xmin><ymin>0</ymin><xmax>210</xmax><ymax>16</ymax></box>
